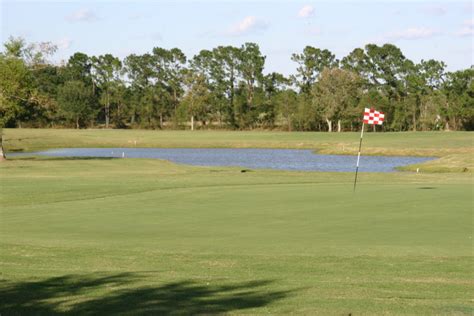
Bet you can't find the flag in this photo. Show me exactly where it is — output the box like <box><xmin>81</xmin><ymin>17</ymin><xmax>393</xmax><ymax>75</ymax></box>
<box><xmin>363</xmin><ymin>108</ymin><xmax>384</xmax><ymax>125</ymax></box>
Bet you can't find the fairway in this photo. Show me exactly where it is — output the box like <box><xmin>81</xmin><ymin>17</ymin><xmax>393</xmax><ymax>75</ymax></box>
<box><xmin>1</xmin><ymin>131</ymin><xmax>473</xmax><ymax>315</ymax></box>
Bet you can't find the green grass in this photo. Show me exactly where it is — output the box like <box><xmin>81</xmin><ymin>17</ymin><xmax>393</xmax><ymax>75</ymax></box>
<box><xmin>397</xmin><ymin>154</ymin><xmax>474</xmax><ymax>173</ymax></box>
<box><xmin>4</xmin><ymin>128</ymin><xmax>473</xmax><ymax>154</ymax></box>
<box><xmin>1</xmin><ymin>156</ymin><xmax>473</xmax><ymax>315</ymax></box>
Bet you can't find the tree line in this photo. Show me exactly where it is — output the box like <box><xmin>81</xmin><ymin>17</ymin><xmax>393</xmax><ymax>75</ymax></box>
<box><xmin>1</xmin><ymin>36</ymin><xmax>473</xmax><ymax>132</ymax></box>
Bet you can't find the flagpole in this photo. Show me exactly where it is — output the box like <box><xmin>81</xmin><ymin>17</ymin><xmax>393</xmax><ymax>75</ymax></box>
<box><xmin>353</xmin><ymin>122</ymin><xmax>365</xmax><ymax>192</ymax></box>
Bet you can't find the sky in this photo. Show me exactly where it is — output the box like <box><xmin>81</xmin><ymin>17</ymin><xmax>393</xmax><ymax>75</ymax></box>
<box><xmin>1</xmin><ymin>0</ymin><xmax>473</xmax><ymax>76</ymax></box>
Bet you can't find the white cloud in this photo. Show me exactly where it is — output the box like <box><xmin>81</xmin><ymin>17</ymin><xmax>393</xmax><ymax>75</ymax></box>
<box><xmin>55</xmin><ymin>38</ymin><xmax>73</xmax><ymax>49</ymax></box>
<box><xmin>66</xmin><ymin>9</ymin><xmax>98</xmax><ymax>22</ymax></box>
<box><xmin>456</xmin><ymin>27</ymin><xmax>474</xmax><ymax>36</ymax></box>
<box><xmin>463</xmin><ymin>18</ymin><xmax>474</xmax><ymax>27</ymax></box>
<box><xmin>228</xmin><ymin>16</ymin><xmax>268</xmax><ymax>36</ymax></box>
<box><xmin>298</xmin><ymin>5</ymin><xmax>315</xmax><ymax>18</ymax></box>
<box><xmin>387</xmin><ymin>27</ymin><xmax>439</xmax><ymax>40</ymax></box>
<box><xmin>455</xmin><ymin>19</ymin><xmax>474</xmax><ymax>37</ymax></box>
<box><xmin>368</xmin><ymin>27</ymin><xmax>440</xmax><ymax>45</ymax></box>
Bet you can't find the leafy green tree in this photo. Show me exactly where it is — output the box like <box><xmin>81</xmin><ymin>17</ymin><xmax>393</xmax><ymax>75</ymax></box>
<box><xmin>107</xmin><ymin>81</ymin><xmax>129</xmax><ymax>128</ymax></box>
<box><xmin>181</xmin><ymin>71</ymin><xmax>212</xmax><ymax>130</ymax></box>
<box><xmin>276</xmin><ymin>89</ymin><xmax>297</xmax><ymax>131</ymax></box>
<box><xmin>23</xmin><ymin>64</ymin><xmax>64</xmax><ymax>126</ymax></box>
<box><xmin>418</xmin><ymin>92</ymin><xmax>446</xmax><ymax>130</ymax></box>
<box><xmin>192</xmin><ymin>46</ymin><xmax>249</xmax><ymax>128</ymax></box>
<box><xmin>419</xmin><ymin>59</ymin><xmax>446</xmax><ymax>90</ymax></box>
<box><xmin>292</xmin><ymin>46</ymin><xmax>338</xmax><ymax>94</ymax></box>
<box><xmin>261</xmin><ymin>72</ymin><xmax>291</xmax><ymax>129</ymax></box>
<box><xmin>210</xmin><ymin>46</ymin><xmax>241</xmax><ymax>127</ymax></box>
<box><xmin>0</xmin><ymin>54</ymin><xmax>31</xmax><ymax>128</ymax></box>
<box><xmin>359</xmin><ymin>44</ymin><xmax>410</xmax><ymax>94</ymax></box>
<box><xmin>222</xmin><ymin>43</ymin><xmax>267</xmax><ymax>129</ymax></box>
<box><xmin>65</xmin><ymin>53</ymin><xmax>93</xmax><ymax>86</ymax></box>
<box><xmin>124</xmin><ymin>53</ymin><xmax>154</xmax><ymax>89</ymax></box>
<box><xmin>405</xmin><ymin>59</ymin><xmax>447</xmax><ymax>130</ymax></box>
<box><xmin>342</xmin><ymin>44</ymin><xmax>415</xmax><ymax>130</ymax></box>
<box><xmin>191</xmin><ymin>49</ymin><xmax>215</xmax><ymax>79</ymax></box>
<box><xmin>3</xmin><ymin>36</ymin><xmax>57</xmax><ymax>68</ymax></box>
<box><xmin>151</xmin><ymin>47</ymin><xmax>187</xmax><ymax>125</ymax></box>
<box><xmin>192</xmin><ymin>49</ymin><xmax>226</xmax><ymax>126</ymax></box>
<box><xmin>58</xmin><ymin>81</ymin><xmax>95</xmax><ymax>128</ymax></box>
<box><xmin>3</xmin><ymin>36</ymin><xmax>26</xmax><ymax>58</ymax></box>
<box><xmin>154</xmin><ymin>83</ymin><xmax>173</xmax><ymax>129</ymax></box>
<box><xmin>124</xmin><ymin>53</ymin><xmax>155</xmax><ymax>126</ymax></box>
<box><xmin>238</xmin><ymin>43</ymin><xmax>265</xmax><ymax>108</ymax></box>
<box><xmin>0</xmin><ymin>53</ymin><xmax>32</xmax><ymax>159</ymax></box>
<box><xmin>341</xmin><ymin>48</ymin><xmax>369</xmax><ymax>81</ymax></box>
<box><xmin>290</xmin><ymin>47</ymin><xmax>338</xmax><ymax>131</ymax></box>
<box><xmin>312</xmin><ymin>68</ymin><xmax>362</xmax><ymax>132</ymax></box>
<box><xmin>136</xmin><ymin>86</ymin><xmax>156</xmax><ymax>128</ymax></box>
<box><xmin>91</xmin><ymin>54</ymin><xmax>122</xmax><ymax>128</ymax></box>
<box><xmin>1</xmin><ymin>37</ymin><xmax>60</xmax><ymax>129</ymax></box>
<box><xmin>292</xmin><ymin>94</ymin><xmax>320</xmax><ymax>131</ymax></box>
<box><xmin>443</xmin><ymin>68</ymin><xmax>474</xmax><ymax>130</ymax></box>
<box><xmin>1</xmin><ymin>35</ymin><xmax>473</xmax><ymax>132</ymax></box>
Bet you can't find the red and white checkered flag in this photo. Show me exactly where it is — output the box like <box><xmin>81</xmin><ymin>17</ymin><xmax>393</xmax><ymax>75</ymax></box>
<box><xmin>363</xmin><ymin>108</ymin><xmax>384</xmax><ymax>125</ymax></box>
<box><xmin>354</xmin><ymin>107</ymin><xmax>385</xmax><ymax>191</ymax></box>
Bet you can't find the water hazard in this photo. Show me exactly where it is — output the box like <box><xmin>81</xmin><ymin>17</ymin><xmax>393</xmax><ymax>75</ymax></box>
<box><xmin>17</xmin><ymin>148</ymin><xmax>435</xmax><ymax>172</ymax></box>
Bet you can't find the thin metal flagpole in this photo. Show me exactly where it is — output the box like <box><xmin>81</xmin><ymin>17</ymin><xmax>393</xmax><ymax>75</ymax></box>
<box><xmin>353</xmin><ymin>122</ymin><xmax>365</xmax><ymax>192</ymax></box>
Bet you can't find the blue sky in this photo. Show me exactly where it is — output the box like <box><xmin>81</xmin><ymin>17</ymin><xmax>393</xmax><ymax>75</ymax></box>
<box><xmin>1</xmin><ymin>0</ymin><xmax>472</xmax><ymax>75</ymax></box>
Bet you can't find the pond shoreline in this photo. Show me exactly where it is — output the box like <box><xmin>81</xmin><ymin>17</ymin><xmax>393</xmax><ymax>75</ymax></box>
<box><xmin>9</xmin><ymin>148</ymin><xmax>435</xmax><ymax>173</ymax></box>
<box><xmin>4</xmin><ymin>129</ymin><xmax>472</xmax><ymax>172</ymax></box>
<box><xmin>4</xmin><ymin>129</ymin><xmax>472</xmax><ymax>158</ymax></box>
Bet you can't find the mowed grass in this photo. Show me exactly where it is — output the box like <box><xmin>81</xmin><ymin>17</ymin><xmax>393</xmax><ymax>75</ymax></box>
<box><xmin>1</xmin><ymin>156</ymin><xmax>473</xmax><ymax>315</ymax></box>
<box><xmin>4</xmin><ymin>128</ymin><xmax>473</xmax><ymax>154</ymax></box>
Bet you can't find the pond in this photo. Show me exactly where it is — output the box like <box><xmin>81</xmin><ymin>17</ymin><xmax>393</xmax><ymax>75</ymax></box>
<box><xmin>16</xmin><ymin>148</ymin><xmax>435</xmax><ymax>172</ymax></box>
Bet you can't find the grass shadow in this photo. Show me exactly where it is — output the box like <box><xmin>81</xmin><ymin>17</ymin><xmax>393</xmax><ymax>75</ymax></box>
<box><xmin>0</xmin><ymin>273</ymin><xmax>293</xmax><ymax>315</ymax></box>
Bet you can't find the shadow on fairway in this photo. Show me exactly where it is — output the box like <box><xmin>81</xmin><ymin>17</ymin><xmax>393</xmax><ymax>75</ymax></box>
<box><xmin>0</xmin><ymin>273</ymin><xmax>292</xmax><ymax>315</ymax></box>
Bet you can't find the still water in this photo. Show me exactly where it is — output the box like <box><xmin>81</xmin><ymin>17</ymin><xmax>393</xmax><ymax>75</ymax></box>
<box><xmin>21</xmin><ymin>148</ymin><xmax>434</xmax><ymax>172</ymax></box>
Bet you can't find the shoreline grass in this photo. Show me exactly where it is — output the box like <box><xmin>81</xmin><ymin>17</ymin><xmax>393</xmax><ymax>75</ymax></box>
<box><xmin>3</xmin><ymin>128</ymin><xmax>473</xmax><ymax>172</ymax></box>
<box><xmin>4</xmin><ymin>128</ymin><xmax>473</xmax><ymax>154</ymax></box>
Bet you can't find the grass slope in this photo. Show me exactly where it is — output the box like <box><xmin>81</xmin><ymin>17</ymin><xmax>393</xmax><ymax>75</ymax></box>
<box><xmin>1</xmin><ymin>158</ymin><xmax>473</xmax><ymax>315</ymax></box>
